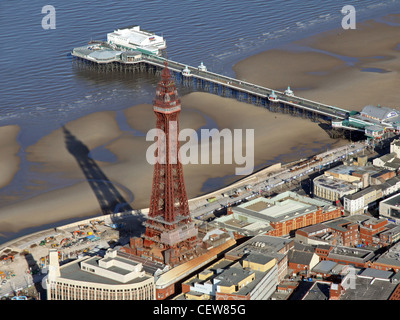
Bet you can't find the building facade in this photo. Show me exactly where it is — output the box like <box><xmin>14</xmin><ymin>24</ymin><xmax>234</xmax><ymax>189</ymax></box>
<box><xmin>107</xmin><ymin>25</ymin><xmax>166</xmax><ymax>55</ymax></box>
<box><xmin>46</xmin><ymin>249</ymin><xmax>155</xmax><ymax>300</ymax></box>
<box><xmin>313</xmin><ymin>175</ymin><xmax>359</xmax><ymax>202</ymax></box>
<box><xmin>380</xmin><ymin>192</ymin><xmax>400</xmax><ymax>222</ymax></box>
<box><xmin>295</xmin><ymin>218</ymin><xmax>359</xmax><ymax>247</ymax></box>
<box><xmin>180</xmin><ymin>255</ymin><xmax>279</xmax><ymax>300</ymax></box>
<box><xmin>288</xmin><ymin>250</ymin><xmax>320</xmax><ymax>275</ymax></box>
<box><xmin>214</xmin><ymin>191</ymin><xmax>341</xmax><ymax>238</ymax></box>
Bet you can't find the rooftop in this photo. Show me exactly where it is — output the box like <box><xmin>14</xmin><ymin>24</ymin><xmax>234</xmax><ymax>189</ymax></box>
<box><xmin>323</xmin><ymin>218</ymin><xmax>357</xmax><ymax>233</ymax></box>
<box><xmin>312</xmin><ymin>260</ymin><xmax>346</xmax><ymax>275</ymax></box>
<box><xmin>59</xmin><ymin>250</ymin><xmax>152</xmax><ymax>285</ymax></box>
<box><xmin>326</xmin><ymin>164</ymin><xmax>382</xmax><ymax>177</ymax></box>
<box><xmin>358</xmin><ymin>268</ymin><xmax>393</xmax><ymax>280</ymax></box>
<box><xmin>225</xmin><ymin>234</ymin><xmax>292</xmax><ymax>262</ymax></box>
<box><xmin>288</xmin><ymin>250</ymin><xmax>315</xmax><ymax>265</ymax></box>
<box><xmin>374</xmin><ymin>243</ymin><xmax>400</xmax><ymax>268</ymax></box>
<box><xmin>381</xmin><ymin>192</ymin><xmax>400</xmax><ymax>207</ymax></box>
<box><xmin>360</xmin><ymin>105</ymin><xmax>399</xmax><ymax>121</ymax></box>
<box><xmin>344</xmin><ymin>185</ymin><xmax>379</xmax><ymax>200</ymax></box>
<box><xmin>314</xmin><ymin>175</ymin><xmax>359</xmax><ymax>193</ymax></box>
<box><xmin>328</xmin><ymin>246</ymin><xmax>375</xmax><ymax>264</ymax></box>
<box><xmin>302</xmin><ymin>281</ymin><xmax>331</xmax><ymax>300</ymax></box>
<box><xmin>244</xmin><ymin>252</ymin><xmax>275</xmax><ymax>266</ymax></box>
<box><xmin>296</xmin><ymin>223</ymin><xmax>329</xmax><ymax>236</ymax></box>
<box><xmin>155</xmin><ymin>238</ymin><xmax>236</xmax><ymax>289</ymax></box>
<box><xmin>214</xmin><ymin>266</ymin><xmax>254</xmax><ymax>288</ymax></box>
<box><xmin>88</xmin><ymin>49</ymin><xmax>122</xmax><ymax>61</ymax></box>
<box><xmin>340</xmin><ymin>276</ymin><xmax>398</xmax><ymax>300</ymax></box>
<box><xmin>232</xmin><ymin>191</ymin><xmax>335</xmax><ymax>223</ymax></box>
<box><xmin>107</xmin><ymin>26</ymin><xmax>166</xmax><ymax>52</ymax></box>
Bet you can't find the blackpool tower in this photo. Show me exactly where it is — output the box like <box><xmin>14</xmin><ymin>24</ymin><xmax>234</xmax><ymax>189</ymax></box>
<box><xmin>132</xmin><ymin>62</ymin><xmax>200</xmax><ymax>266</ymax></box>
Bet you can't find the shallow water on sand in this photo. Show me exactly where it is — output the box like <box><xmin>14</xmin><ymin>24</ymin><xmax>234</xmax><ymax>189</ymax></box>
<box><xmin>0</xmin><ymin>1</ymin><xmax>399</xmax><ymax>243</ymax></box>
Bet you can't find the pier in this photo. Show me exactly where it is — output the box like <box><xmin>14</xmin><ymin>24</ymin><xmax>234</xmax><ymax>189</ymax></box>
<box><xmin>71</xmin><ymin>39</ymin><xmax>397</xmax><ymax>141</ymax></box>
<box><xmin>71</xmin><ymin>45</ymin><xmax>349</xmax><ymax>123</ymax></box>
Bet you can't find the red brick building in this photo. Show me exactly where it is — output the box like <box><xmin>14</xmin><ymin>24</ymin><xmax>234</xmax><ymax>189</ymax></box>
<box><xmin>288</xmin><ymin>250</ymin><xmax>320</xmax><ymax>276</ymax></box>
<box><xmin>221</xmin><ymin>192</ymin><xmax>342</xmax><ymax>238</ymax></box>
<box><xmin>267</xmin><ymin>207</ymin><xmax>342</xmax><ymax>238</ymax></box>
<box><xmin>315</xmin><ymin>245</ymin><xmax>333</xmax><ymax>261</ymax></box>
<box><xmin>295</xmin><ymin>218</ymin><xmax>358</xmax><ymax>247</ymax></box>
<box><xmin>389</xmin><ymin>285</ymin><xmax>400</xmax><ymax>300</ymax></box>
<box><xmin>296</xmin><ymin>216</ymin><xmax>399</xmax><ymax>249</ymax></box>
<box><xmin>359</xmin><ymin>218</ymin><xmax>388</xmax><ymax>246</ymax></box>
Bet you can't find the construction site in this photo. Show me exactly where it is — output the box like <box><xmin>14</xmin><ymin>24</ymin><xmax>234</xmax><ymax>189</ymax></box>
<box><xmin>0</xmin><ymin>214</ymin><xmax>143</xmax><ymax>299</ymax></box>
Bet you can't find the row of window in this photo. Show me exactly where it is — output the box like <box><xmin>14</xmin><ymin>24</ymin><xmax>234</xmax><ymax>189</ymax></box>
<box><xmin>49</xmin><ymin>282</ymin><xmax>154</xmax><ymax>300</ymax></box>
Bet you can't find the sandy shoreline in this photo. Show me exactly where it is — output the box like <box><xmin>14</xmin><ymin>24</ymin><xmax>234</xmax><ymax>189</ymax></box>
<box><xmin>0</xmin><ymin>125</ymin><xmax>20</xmax><ymax>190</ymax></box>
<box><xmin>233</xmin><ymin>16</ymin><xmax>400</xmax><ymax>111</ymax></box>
<box><xmin>0</xmin><ymin>91</ymin><xmax>345</xmax><ymax>235</ymax></box>
<box><xmin>1</xmin><ymin>15</ymin><xmax>399</xmax><ymax>239</ymax></box>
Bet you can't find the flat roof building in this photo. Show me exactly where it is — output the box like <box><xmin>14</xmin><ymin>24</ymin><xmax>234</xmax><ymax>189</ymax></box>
<box><xmin>315</xmin><ymin>164</ymin><xmax>393</xmax><ymax>205</ymax></box>
<box><xmin>46</xmin><ymin>249</ymin><xmax>155</xmax><ymax>300</ymax></box>
<box><xmin>107</xmin><ymin>25</ymin><xmax>166</xmax><ymax>55</ymax></box>
<box><xmin>296</xmin><ymin>217</ymin><xmax>359</xmax><ymax>247</ymax></box>
<box><xmin>340</xmin><ymin>271</ymin><xmax>399</xmax><ymax>300</ymax></box>
<box><xmin>359</xmin><ymin>105</ymin><xmax>400</xmax><ymax>128</ymax></box>
<box><xmin>179</xmin><ymin>255</ymin><xmax>278</xmax><ymax>300</ymax></box>
<box><xmin>224</xmin><ymin>234</ymin><xmax>294</xmax><ymax>283</ymax></box>
<box><xmin>213</xmin><ymin>191</ymin><xmax>341</xmax><ymax>237</ymax></box>
<box><xmin>325</xmin><ymin>246</ymin><xmax>375</xmax><ymax>268</ymax></box>
<box><xmin>379</xmin><ymin>192</ymin><xmax>400</xmax><ymax>222</ymax></box>
<box><xmin>311</xmin><ymin>260</ymin><xmax>347</xmax><ymax>280</ymax></box>
<box><xmin>313</xmin><ymin>175</ymin><xmax>359</xmax><ymax>202</ymax></box>
<box><xmin>370</xmin><ymin>242</ymin><xmax>400</xmax><ymax>273</ymax></box>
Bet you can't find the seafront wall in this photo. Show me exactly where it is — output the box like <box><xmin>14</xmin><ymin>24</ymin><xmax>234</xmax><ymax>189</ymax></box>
<box><xmin>0</xmin><ymin>162</ymin><xmax>283</xmax><ymax>250</ymax></box>
<box><xmin>57</xmin><ymin>162</ymin><xmax>283</xmax><ymax>230</ymax></box>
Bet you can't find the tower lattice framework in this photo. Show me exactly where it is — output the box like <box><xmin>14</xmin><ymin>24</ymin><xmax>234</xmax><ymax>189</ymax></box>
<box><xmin>143</xmin><ymin>62</ymin><xmax>199</xmax><ymax>264</ymax></box>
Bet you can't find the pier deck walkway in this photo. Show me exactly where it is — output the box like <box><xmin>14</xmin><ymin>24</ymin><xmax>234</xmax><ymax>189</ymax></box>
<box><xmin>72</xmin><ymin>46</ymin><xmax>353</xmax><ymax>123</ymax></box>
<box><xmin>139</xmin><ymin>54</ymin><xmax>349</xmax><ymax>121</ymax></box>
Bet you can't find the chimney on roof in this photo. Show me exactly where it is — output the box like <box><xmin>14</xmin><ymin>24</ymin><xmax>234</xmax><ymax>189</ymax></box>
<box><xmin>329</xmin><ymin>283</ymin><xmax>342</xmax><ymax>300</ymax></box>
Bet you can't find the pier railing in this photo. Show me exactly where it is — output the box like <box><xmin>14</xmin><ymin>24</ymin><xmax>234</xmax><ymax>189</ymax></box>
<box><xmin>142</xmin><ymin>54</ymin><xmax>348</xmax><ymax>120</ymax></box>
<box><xmin>72</xmin><ymin>48</ymin><xmax>349</xmax><ymax>121</ymax></box>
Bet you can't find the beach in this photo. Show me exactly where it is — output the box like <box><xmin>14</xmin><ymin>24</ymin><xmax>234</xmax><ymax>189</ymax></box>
<box><xmin>0</xmin><ymin>92</ymin><xmax>344</xmax><ymax>235</ymax></box>
<box><xmin>233</xmin><ymin>15</ymin><xmax>400</xmax><ymax>111</ymax></box>
<box><xmin>0</xmin><ymin>125</ymin><xmax>20</xmax><ymax>190</ymax></box>
<box><xmin>1</xmin><ymin>15</ymin><xmax>399</xmax><ymax>239</ymax></box>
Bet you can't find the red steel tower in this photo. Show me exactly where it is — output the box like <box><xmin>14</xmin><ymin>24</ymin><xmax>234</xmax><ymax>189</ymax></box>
<box><xmin>141</xmin><ymin>61</ymin><xmax>199</xmax><ymax>266</ymax></box>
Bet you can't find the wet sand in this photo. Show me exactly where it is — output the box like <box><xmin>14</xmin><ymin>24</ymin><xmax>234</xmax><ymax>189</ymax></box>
<box><xmin>233</xmin><ymin>16</ymin><xmax>400</xmax><ymax>111</ymax></box>
<box><xmin>2</xmin><ymin>16</ymin><xmax>399</xmax><ymax>236</ymax></box>
<box><xmin>0</xmin><ymin>125</ymin><xmax>20</xmax><ymax>189</ymax></box>
<box><xmin>0</xmin><ymin>92</ymin><xmax>343</xmax><ymax>234</ymax></box>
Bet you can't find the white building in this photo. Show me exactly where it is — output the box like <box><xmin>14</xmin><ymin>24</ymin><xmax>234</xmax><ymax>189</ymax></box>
<box><xmin>46</xmin><ymin>249</ymin><xmax>155</xmax><ymax>300</ymax></box>
<box><xmin>380</xmin><ymin>193</ymin><xmax>400</xmax><ymax>222</ymax></box>
<box><xmin>373</xmin><ymin>139</ymin><xmax>400</xmax><ymax>171</ymax></box>
<box><xmin>344</xmin><ymin>193</ymin><xmax>365</xmax><ymax>215</ymax></box>
<box><xmin>107</xmin><ymin>25</ymin><xmax>166</xmax><ymax>55</ymax></box>
<box><xmin>360</xmin><ymin>105</ymin><xmax>400</xmax><ymax>126</ymax></box>
<box><xmin>343</xmin><ymin>176</ymin><xmax>400</xmax><ymax>215</ymax></box>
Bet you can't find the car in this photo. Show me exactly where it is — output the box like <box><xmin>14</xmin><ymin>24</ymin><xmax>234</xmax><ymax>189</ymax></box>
<box><xmin>1</xmin><ymin>280</ymin><xmax>7</xmax><ymax>285</ymax></box>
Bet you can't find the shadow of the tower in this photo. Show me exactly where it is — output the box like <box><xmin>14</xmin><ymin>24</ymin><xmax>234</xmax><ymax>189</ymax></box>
<box><xmin>62</xmin><ymin>126</ymin><xmax>133</xmax><ymax>215</ymax></box>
